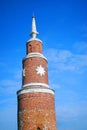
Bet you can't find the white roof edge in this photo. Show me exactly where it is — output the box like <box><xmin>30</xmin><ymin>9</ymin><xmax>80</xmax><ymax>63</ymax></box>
<box><xmin>27</xmin><ymin>38</ymin><xmax>42</xmax><ymax>43</ymax></box>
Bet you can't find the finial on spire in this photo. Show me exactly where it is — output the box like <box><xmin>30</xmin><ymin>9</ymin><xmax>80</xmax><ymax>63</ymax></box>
<box><xmin>30</xmin><ymin>15</ymin><xmax>38</xmax><ymax>38</ymax></box>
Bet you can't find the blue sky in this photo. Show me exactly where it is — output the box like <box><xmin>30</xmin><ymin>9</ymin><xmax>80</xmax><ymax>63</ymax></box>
<box><xmin>0</xmin><ymin>0</ymin><xmax>87</xmax><ymax>130</ymax></box>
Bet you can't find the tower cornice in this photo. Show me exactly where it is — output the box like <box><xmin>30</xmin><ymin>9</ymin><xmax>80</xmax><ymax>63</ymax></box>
<box><xmin>23</xmin><ymin>52</ymin><xmax>47</xmax><ymax>61</ymax></box>
<box><xmin>17</xmin><ymin>87</ymin><xmax>54</xmax><ymax>96</ymax></box>
<box><xmin>27</xmin><ymin>37</ymin><xmax>42</xmax><ymax>43</ymax></box>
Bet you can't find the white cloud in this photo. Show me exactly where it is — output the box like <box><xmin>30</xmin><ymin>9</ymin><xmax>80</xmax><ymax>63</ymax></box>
<box><xmin>57</xmin><ymin>105</ymin><xmax>79</xmax><ymax>121</ymax></box>
<box><xmin>73</xmin><ymin>42</ymin><xmax>87</xmax><ymax>54</ymax></box>
<box><xmin>55</xmin><ymin>87</ymin><xmax>87</xmax><ymax>124</ymax></box>
<box><xmin>0</xmin><ymin>79</ymin><xmax>20</xmax><ymax>87</ymax></box>
<box><xmin>0</xmin><ymin>105</ymin><xmax>17</xmax><ymax>130</ymax></box>
<box><xmin>49</xmin><ymin>83</ymin><xmax>60</xmax><ymax>89</ymax></box>
<box><xmin>56</xmin><ymin>100</ymin><xmax>87</xmax><ymax>122</ymax></box>
<box><xmin>45</xmin><ymin>48</ymin><xmax>87</xmax><ymax>73</ymax></box>
<box><xmin>14</xmin><ymin>70</ymin><xmax>22</xmax><ymax>79</ymax></box>
<box><xmin>0</xmin><ymin>79</ymin><xmax>21</xmax><ymax>95</ymax></box>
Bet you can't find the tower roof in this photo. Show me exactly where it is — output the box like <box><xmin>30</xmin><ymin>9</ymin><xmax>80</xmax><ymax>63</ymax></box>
<box><xmin>27</xmin><ymin>15</ymin><xmax>42</xmax><ymax>43</ymax></box>
<box><xmin>30</xmin><ymin>15</ymin><xmax>38</xmax><ymax>38</ymax></box>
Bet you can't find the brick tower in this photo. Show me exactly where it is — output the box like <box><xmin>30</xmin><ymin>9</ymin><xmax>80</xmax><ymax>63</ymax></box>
<box><xmin>17</xmin><ymin>16</ymin><xmax>57</xmax><ymax>130</ymax></box>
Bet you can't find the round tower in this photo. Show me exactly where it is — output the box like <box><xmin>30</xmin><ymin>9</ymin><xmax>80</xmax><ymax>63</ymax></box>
<box><xmin>17</xmin><ymin>16</ymin><xmax>57</xmax><ymax>130</ymax></box>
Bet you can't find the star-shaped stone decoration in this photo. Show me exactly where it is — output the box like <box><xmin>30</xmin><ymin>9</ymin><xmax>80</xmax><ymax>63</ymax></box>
<box><xmin>36</xmin><ymin>65</ymin><xmax>45</xmax><ymax>76</ymax></box>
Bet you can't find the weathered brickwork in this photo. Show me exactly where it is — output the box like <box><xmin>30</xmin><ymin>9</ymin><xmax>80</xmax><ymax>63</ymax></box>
<box><xmin>22</xmin><ymin>57</ymin><xmax>48</xmax><ymax>85</ymax></box>
<box><xmin>26</xmin><ymin>40</ymin><xmax>42</xmax><ymax>54</ymax></box>
<box><xmin>18</xmin><ymin>92</ymin><xmax>57</xmax><ymax>130</ymax></box>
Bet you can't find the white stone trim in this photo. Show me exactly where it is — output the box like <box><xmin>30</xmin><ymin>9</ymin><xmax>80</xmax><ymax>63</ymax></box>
<box><xmin>22</xmin><ymin>82</ymin><xmax>49</xmax><ymax>88</ymax></box>
<box><xmin>17</xmin><ymin>88</ymin><xmax>54</xmax><ymax>96</ymax></box>
<box><xmin>22</xmin><ymin>68</ymin><xmax>25</xmax><ymax>76</ymax></box>
<box><xmin>25</xmin><ymin>52</ymin><xmax>47</xmax><ymax>61</ymax></box>
<box><xmin>27</xmin><ymin>37</ymin><xmax>42</xmax><ymax>43</ymax></box>
<box><xmin>36</xmin><ymin>65</ymin><xmax>45</xmax><ymax>76</ymax></box>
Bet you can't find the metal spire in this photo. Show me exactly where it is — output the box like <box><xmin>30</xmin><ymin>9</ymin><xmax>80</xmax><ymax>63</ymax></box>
<box><xmin>30</xmin><ymin>15</ymin><xmax>38</xmax><ymax>38</ymax></box>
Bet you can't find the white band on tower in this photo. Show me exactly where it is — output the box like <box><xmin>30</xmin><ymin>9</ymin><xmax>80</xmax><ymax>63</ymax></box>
<box><xmin>17</xmin><ymin>87</ymin><xmax>54</xmax><ymax>96</ymax></box>
<box><xmin>22</xmin><ymin>82</ymin><xmax>49</xmax><ymax>88</ymax></box>
<box><xmin>24</xmin><ymin>52</ymin><xmax>47</xmax><ymax>61</ymax></box>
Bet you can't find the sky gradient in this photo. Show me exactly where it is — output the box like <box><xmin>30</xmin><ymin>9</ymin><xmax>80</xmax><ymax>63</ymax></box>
<box><xmin>0</xmin><ymin>0</ymin><xmax>87</xmax><ymax>130</ymax></box>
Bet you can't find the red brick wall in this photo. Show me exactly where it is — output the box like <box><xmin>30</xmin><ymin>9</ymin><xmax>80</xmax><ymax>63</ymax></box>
<box><xmin>26</xmin><ymin>40</ymin><xmax>42</xmax><ymax>54</ymax></box>
<box><xmin>22</xmin><ymin>57</ymin><xmax>48</xmax><ymax>85</ymax></box>
<box><xmin>18</xmin><ymin>92</ymin><xmax>57</xmax><ymax>130</ymax></box>
<box><xmin>17</xmin><ymin>38</ymin><xmax>57</xmax><ymax>130</ymax></box>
